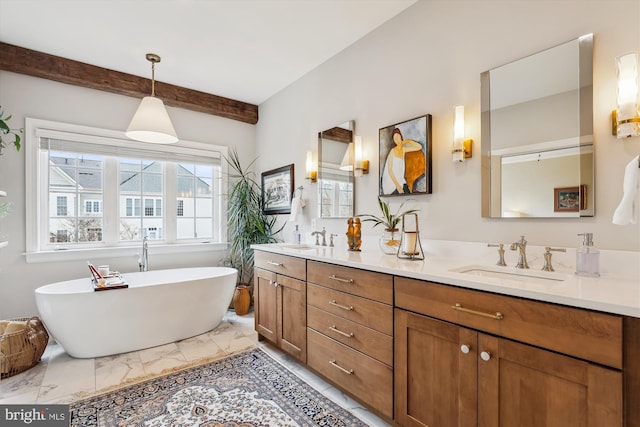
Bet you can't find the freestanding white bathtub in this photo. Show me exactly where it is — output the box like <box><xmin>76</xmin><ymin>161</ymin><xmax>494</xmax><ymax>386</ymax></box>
<box><xmin>35</xmin><ymin>267</ymin><xmax>237</xmax><ymax>358</ymax></box>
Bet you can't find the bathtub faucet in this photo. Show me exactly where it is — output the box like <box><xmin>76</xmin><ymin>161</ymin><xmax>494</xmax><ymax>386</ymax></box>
<box><xmin>139</xmin><ymin>236</ymin><xmax>149</xmax><ymax>272</ymax></box>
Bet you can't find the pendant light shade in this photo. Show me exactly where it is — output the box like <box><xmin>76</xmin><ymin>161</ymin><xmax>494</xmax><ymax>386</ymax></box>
<box><xmin>126</xmin><ymin>96</ymin><xmax>178</xmax><ymax>144</ymax></box>
<box><xmin>126</xmin><ymin>53</ymin><xmax>178</xmax><ymax>144</ymax></box>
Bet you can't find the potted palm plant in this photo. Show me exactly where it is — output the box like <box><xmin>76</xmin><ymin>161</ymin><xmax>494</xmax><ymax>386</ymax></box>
<box><xmin>225</xmin><ymin>148</ymin><xmax>283</xmax><ymax>314</ymax></box>
<box><xmin>358</xmin><ymin>196</ymin><xmax>418</xmax><ymax>254</ymax></box>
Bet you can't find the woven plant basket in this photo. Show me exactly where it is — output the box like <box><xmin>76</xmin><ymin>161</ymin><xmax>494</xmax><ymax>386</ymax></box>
<box><xmin>0</xmin><ymin>316</ymin><xmax>49</xmax><ymax>379</ymax></box>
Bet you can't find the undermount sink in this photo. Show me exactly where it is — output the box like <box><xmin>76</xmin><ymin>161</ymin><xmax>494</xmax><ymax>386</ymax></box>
<box><xmin>277</xmin><ymin>244</ymin><xmax>316</xmax><ymax>250</ymax></box>
<box><xmin>450</xmin><ymin>264</ymin><xmax>568</xmax><ymax>285</ymax></box>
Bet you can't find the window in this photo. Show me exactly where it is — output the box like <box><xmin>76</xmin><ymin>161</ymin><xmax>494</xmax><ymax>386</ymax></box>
<box><xmin>176</xmin><ymin>163</ymin><xmax>214</xmax><ymax>239</ymax></box>
<box><xmin>85</xmin><ymin>200</ymin><xmax>102</xmax><ymax>214</ymax></box>
<box><xmin>56</xmin><ymin>196</ymin><xmax>68</xmax><ymax>216</ymax></box>
<box><xmin>26</xmin><ymin>118</ymin><xmax>227</xmax><ymax>257</ymax></box>
<box><xmin>319</xmin><ymin>175</ymin><xmax>353</xmax><ymax>218</ymax></box>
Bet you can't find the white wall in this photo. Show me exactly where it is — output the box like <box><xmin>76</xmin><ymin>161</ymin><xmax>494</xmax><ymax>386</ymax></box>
<box><xmin>0</xmin><ymin>71</ymin><xmax>256</xmax><ymax>319</ymax></box>
<box><xmin>256</xmin><ymin>0</ymin><xmax>640</xmax><ymax>252</ymax></box>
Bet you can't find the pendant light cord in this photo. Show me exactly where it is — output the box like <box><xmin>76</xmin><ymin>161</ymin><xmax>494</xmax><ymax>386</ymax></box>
<box><xmin>151</xmin><ymin>61</ymin><xmax>156</xmax><ymax>97</ymax></box>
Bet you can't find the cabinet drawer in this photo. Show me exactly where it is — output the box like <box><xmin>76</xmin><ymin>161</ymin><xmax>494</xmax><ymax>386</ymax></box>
<box><xmin>307</xmin><ymin>328</ymin><xmax>393</xmax><ymax>419</ymax></box>
<box><xmin>395</xmin><ymin>277</ymin><xmax>623</xmax><ymax>369</ymax></box>
<box><xmin>308</xmin><ymin>283</ymin><xmax>393</xmax><ymax>335</ymax></box>
<box><xmin>307</xmin><ymin>305</ymin><xmax>392</xmax><ymax>366</ymax></box>
<box><xmin>254</xmin><ymin>250</ymin><xmax>306</xmax><ymax>280</ymax></box>
<box><xmin>307</xmin><ymin>260</ymin><xmax>392</xmax><ymax>304</ymax></box>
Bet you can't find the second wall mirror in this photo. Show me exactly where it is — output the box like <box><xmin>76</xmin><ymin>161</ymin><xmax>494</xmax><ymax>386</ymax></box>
<box><xmin>318</xmin><ymin>120</ymin><xmax>355</xmax><ymax>218</ymax></box>
<box><xmin>481</xmin><ymin>33</ymin><xmax>594</xmax><ymax>218</ymax></box>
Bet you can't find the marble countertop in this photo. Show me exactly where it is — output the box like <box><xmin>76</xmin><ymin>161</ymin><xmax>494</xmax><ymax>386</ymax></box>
<box><xmin>252</xmin><ymin>239</ymin><xmax>640</xmax><ymax>318</ymax></box>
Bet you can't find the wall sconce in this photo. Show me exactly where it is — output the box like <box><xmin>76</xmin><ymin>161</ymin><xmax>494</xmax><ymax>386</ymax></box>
<box><xmin>612</xmin><ymin>52</ymin><xmax>640</xmax><ymax>138</ymax></box>
<box><xmin>452</xmin><ymin>105</ymin><xmax>472</xmax><ymax>162</ymax></box>
<box><xmin>353</xmin><ymin>135</ymin><xmax>369</xmax><ymax>176</ymax></box>
<box><xmin>340</xmin><ymin>137</ymin><xmax>369</xmax><ymax>176</ymax></box>
<box><xmin>305</xmin><ymin>150</ymin><xmax>317</xmax><ymax>183</ymax></box>
<box><xmin>126</xmin><ymin>53</ymin><xmax>178</xmax><ymax>144</ymax></box>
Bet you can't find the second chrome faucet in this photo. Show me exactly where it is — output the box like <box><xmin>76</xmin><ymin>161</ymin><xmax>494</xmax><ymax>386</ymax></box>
<box><xmin>510</xmin><ymin>235</ymin><xmax>529</xmax><ymax>269</ymax></box>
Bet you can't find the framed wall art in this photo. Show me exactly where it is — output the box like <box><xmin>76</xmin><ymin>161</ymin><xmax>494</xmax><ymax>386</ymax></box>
<box><xmin>553</xmin><ymin>185</ymin><xmax>586</xmax><ymax>212</ymax></box>
<box><xmin>379</xmin><ymin>114</ymin><xmax>432</xmax><ymax>196</ymax></box>
<box><xmin>262</xmin><ymin>164</ymin><xmax>294</xmax><ymax>214</ymax></box>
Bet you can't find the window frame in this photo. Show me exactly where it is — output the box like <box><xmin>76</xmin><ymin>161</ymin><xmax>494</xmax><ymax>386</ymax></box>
<box><xmin>25</xmin><ymin>118</ymin><xmax>229</xmax><ymax>263</ymax></box>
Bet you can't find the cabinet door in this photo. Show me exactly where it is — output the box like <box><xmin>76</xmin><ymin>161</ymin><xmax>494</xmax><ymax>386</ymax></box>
<box><xmin>395</xmin><ymin>309</ymin><xmax>478</xmax><ymax>427</ymax></box>
<box><xmin>254</xmin><ymin>268</ymin><xmax>277</xmax><ymax>343</ymax></box>
<box><xmin>277</xmin><ymin>274</ymin><xmax>306</xmax><ymax>363</ymax></box>
<box><xmin>478</xmin><ymin>334</ymin><xmax>622</xmax><ymax>427</ymax></box>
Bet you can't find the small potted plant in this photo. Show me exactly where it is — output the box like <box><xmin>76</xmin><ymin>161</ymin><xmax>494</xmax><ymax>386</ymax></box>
<box><xmin>358</xmin><ymin>196</ymin><xmax>418</xmax><ymax>254</ymax></box>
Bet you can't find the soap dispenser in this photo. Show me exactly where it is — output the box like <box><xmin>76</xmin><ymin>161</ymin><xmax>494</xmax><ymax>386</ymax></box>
<box><xmin>293</xmin><ymin>225</ymin><xmax>301</xmax><ymax>244</ymax></box>
<box><xmin>575</xmin><ymin>233</ymin><xmax>600</xmax><ymax>277</ymax></box>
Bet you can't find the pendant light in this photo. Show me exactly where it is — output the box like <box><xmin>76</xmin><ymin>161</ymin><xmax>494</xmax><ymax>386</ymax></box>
<box><xmin>126</xmin><ymin>53</ymin><xmax>178</xmax><ymax>144</ymax></box>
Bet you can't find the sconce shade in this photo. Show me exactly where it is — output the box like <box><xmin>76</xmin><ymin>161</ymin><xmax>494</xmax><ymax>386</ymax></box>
<box><xmin>305</xmin><ymin>150</ymin><xmax>317</xmax><ymax>182</ymax></box>
<box><xmin>353</xmin><ymin>135</ymin><xmax>369</xmax><ymax>176</ymax></box>
<box><xmin>452</xmin><ymin>105</ymin><xmax>466</xmax><ymax>162</ymax></box>
<box><xmin>615</xmin><ymin>52</ymin><xmax>640</xmax><ymax>138</ymax></box>
<box><xmin>126</xmin><ymin>96</ymin><xmax>178</xmax><ymax>144</ymax></box>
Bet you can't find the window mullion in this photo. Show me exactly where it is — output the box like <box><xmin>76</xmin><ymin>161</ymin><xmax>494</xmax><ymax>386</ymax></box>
<box><xmin>103</xmin><ymin>156</ymin><xmax>119</xmax><ymax>245</ymax></box>
<box><xmin>164</xmin><ymin>162</ymin><xmax>177</xmax><ymax>243</ymax></box>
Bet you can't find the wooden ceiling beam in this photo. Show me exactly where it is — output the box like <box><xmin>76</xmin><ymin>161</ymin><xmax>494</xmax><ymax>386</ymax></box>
<box><xmin>0</xmin><ymin>42</ymin><xmax>259</xmax><ymax>125</ymax></box>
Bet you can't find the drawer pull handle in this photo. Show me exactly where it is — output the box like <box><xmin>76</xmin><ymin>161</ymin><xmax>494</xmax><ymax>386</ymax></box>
<box><xmin>268</xmin><ymin>280</ymin><xmax>279</xmax><ymax>287</ymax></box>
<box><xmin>452</xmin><ymin>303</ymin><xmax>504</xmax><ymax>320</ymax></box>
<box><xmin>329</xmin><ymin>360</ymin><xmax>354</xmax><ymax>375</ymax></box>
<box><xmin>460</xmin><ymin>344</ymin><xmax>471</xmax><ymax>354</ymax></box>
<box><xmin>267</xmin><ymin>261</ymin><xmax>283</xmax><ymax>267</ymax></box>
<box><xmin>329</xmin><ymin>325</ymin><xmax>354</xmax><ymax>338</ymax></box>
<box><xmin>329</xmin><ymin>300</ymin><xmax>354</xmax><ymax>311</ymax></box>
<box><xmin>329</xmin><ymin>274</ymin><xmax>354</xmax><ymax>284</ymax></box>
<box><xmin>480</xmin><ymin>351</ymin><xmax>492</xmax><ymax>361</ymax></box>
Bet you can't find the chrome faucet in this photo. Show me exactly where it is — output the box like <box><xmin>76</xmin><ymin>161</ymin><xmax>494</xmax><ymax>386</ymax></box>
<box><xmin>510</xmin><ymin>235</ymin><xmax>529</xmax><ymax>269</ymax></box>
<box><xmin>139</xmin><ymin>236</ymin><xmax>149</xmax><ymax>272</ymax></box>
<box><xmin>312</xmin><ymin>227</ymin><xmax>327</xmax><ymax>246</ymax></box>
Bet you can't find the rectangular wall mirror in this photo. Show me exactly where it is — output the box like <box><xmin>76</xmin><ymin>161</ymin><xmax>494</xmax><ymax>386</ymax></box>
<box><xmin>481</xmin><ymin>34</ymin><xmax>594</xmax><ymax>218</ymax></box>
<box><xmin>318</xmin><ymin>120</ymin><xmax>355</xmax><ymax>218</ymax></box>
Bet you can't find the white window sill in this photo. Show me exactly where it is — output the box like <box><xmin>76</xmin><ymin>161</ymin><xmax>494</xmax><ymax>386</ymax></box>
<box><xmin>25</xmin><ymin>242</ymin><xmax>229</xmax><ymax>263</ymax></box>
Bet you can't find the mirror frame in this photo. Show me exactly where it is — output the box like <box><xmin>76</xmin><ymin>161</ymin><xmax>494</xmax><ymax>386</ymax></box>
<box><xmin>318</xmin><ymin>120</ymin><xmax>355</xmax><ymax>218</ymax></box>
<box><xmin>481</xmin><ymin>34</ymin><xmax>594</xmax><ymax>218</ymax></box>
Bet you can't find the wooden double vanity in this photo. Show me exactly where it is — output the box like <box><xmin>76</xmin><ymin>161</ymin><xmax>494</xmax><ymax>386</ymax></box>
<box><xmin>253</xmin><ymin>245</ymin><xmax>639</xmax><ymax>427</ymax></box>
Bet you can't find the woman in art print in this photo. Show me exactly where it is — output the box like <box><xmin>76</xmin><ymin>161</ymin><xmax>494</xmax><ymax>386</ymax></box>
<box><xmin>381</xmin><ymin>128</ymin><xmax>423</xmax><ymax>194</ymax></box>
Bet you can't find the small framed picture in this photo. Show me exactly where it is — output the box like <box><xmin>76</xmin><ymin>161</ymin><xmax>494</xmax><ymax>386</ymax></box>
<box><xmin>379</xmin><ymin>114</ymin><xmax>432</xmax><ymax>196</ymax></box>
<box><xmin>262</xmin><ymin>164</ymin><xmax>294</xmax><ymax>214</ymax></box>
<box><xmin>554</xmin><ymin>185</ymin><xmax>586</xmax><ymax>212</ymax></box>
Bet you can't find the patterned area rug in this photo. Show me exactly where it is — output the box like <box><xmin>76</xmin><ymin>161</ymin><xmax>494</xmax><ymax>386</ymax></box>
<box><xmin>70</xmin><ymin>348</ymin><xmax>367</xmax><ymax>426</ymax></box>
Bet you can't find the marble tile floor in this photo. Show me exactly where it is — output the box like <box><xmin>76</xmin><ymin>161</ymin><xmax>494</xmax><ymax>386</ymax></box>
<box><xmin>0</xmin><ymin>310</ymin><xmax>391</xmax><ymax>427</ymax></box>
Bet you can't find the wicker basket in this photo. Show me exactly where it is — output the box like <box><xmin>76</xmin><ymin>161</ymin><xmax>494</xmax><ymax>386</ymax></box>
<box><xmin>0</xmin><ymin>316</ymin><xmax>49</xmax><ymax>378</ymax></box>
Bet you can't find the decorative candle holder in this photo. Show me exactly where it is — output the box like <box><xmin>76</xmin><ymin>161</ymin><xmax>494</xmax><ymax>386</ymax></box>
<box><xmin>397</xmin><ymin>213</ymin><xmax>424</xmax><ymax>260</ymax></box>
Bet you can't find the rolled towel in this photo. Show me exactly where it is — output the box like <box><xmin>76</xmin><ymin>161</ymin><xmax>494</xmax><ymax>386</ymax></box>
<box><xmin>288</xmin><ymin>193</ymin><xmax>305</xmax><ymax>222</ymax></box>
<box><xmin>612</xmin><ymin>155</ymin><xmax>640</xmax><ymax>225</ymax></box>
